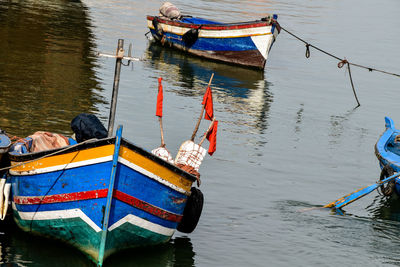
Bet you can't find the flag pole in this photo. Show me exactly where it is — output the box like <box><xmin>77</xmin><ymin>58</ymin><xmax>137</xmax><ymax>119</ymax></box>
<box><xmin>190</xmin><ymin>73</ymin><xmax>214</xmax><ymax>141</ymax></box>
<box><xmin>156</xmin><ymin>77</ymin><xmax>165</xmax><ymax>147</ymax></box>
<box><xmin>107</xmin><ymin>39</ymin><xmax>124</xmax><ymax>136</ymax></box>
<box><xmin>159</xmin><ymin>116</ymin><xmax>165</xmax><ymax>147</ymax></box>
<box><xmin>199</xmin><ymin>118</ymin><xmax>216</xmax><ymax>146</ymax></box>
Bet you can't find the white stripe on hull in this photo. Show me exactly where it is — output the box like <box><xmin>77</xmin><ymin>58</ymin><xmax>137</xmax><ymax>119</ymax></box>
<box><xmin>12</xmin><ymin>202</ymin><xmax>175</xmax><ymax>236</ymax></box>
<box><xmin>108</xmin><ymin>214</ymin><xmax>175</xmax><ymax>236</ymax></box>
<box><xmin>9</xmin><ymin>156</ymin><xmax>113</xmax><ymax>176</ymax></box>
<box><xmin>147</xmin><ymin>20</ymin><xmax>272</xmax><ymax>38</ymax></box>
<box><xmin>251</xmin><ymin>34</ymin><xmax>275</xmax><ymax>59</ymax></box>
<box><xmin>9</xmin><ymin>156</ymin><xmax>189</xmax><ymax>195</ymax></box>
<box><xmin>12</xmin><ymin>202</ymin><xmax>102</xmax><ymax>232</ymax></box>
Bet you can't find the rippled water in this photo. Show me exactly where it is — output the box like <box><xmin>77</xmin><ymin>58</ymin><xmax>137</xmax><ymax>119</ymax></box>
<box><xmin>1</xmin><ymin>0</ymin><xmax>400</xmax><ymax>266</ymax></box>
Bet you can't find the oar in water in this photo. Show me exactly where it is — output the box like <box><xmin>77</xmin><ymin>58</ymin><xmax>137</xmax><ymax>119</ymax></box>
<box><xmin>324</xmin><ymin>172</ymin><xmax>400</xmax><ymax>209</ymax></box>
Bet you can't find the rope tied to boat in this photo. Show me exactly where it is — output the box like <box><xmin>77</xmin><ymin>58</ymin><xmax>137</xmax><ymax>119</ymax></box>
<box><xmin>5</xmin><ymin>133</ymin><xmax>22</xmax><ymax>144</ymax></box>
<box><xmin>280</xmin><ymin>26</ymin><xmax>400</xmax><ymax>107</ymax></box>
<box><xmin>176</xmin><ymin>163</ymin><xmax>201</xmax><ymax>187</ymax></box>
<box><xmin>337</xmin><ymin>59</ymin><xmax>348</xmax><ymax>68</ymax></box>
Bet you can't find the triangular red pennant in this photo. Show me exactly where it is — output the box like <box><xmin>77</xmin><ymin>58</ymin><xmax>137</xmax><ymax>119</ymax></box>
<box><xmin>206</xmin><ymin>120</ymin><xmax>218</xmax><ymax>156</ymax></box>
<box><xmin>202</xmin><ymin>86</ymin><xmax>213</xmax><ymax>121</ymax></box>
<box><xmin>156</xmin><ymin>77</ymin><xmax>163</xmax><ymax>117</ymax></box>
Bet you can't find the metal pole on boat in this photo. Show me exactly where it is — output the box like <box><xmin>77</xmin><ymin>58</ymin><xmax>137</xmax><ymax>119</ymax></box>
<box><xmin>98</xmin><ymin>125</ymin><xmax>123</xmax><ymax>266</ymax></box>
<box><xmin>107</xmin><ymin>39</ymin><xmax>124</xmax><ymax>137</ymax></box>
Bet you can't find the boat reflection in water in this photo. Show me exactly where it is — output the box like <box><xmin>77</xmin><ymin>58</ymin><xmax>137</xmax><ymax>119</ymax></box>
<box><xmin>0</xmin><ymin>0</ymin><xmax>104</xmax><ymax>137</ymax></box>
<box><xmin>107</xmin><ymin>237</ymin><xmax>195</xmax><ymax>267</ymax></box>
<box><xmin>0</xmin><ymin>217</ymin><xmax>195</xmax><ymax>266</ymax></box>
<box><xmin>145</xmin><ymin>42</ymin><xmax>274</xmax><ymax>136</ymax></box>
<box><xmin>367</xmin><ymin>194</ymin><xmax>400</xmax><ymax>222</ymax></box>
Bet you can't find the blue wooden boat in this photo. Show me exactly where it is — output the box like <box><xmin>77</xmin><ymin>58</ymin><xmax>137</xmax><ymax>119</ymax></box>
<box><xmin>375</xmin><ymin>116</ymin><xmax>400</xmax><ymax>196</ymax></box>
<box><xmin>0</xmin><ymin>131</ymin><xmax>11</xmax><ymax>162</ymax></box>
<box><xmin>8</xmin><ymin>126</ymin><xmax>198</xmax><ymax>266</ymax></box>
<box><xmin>6</xmin><ymin>40</ymin><xmax>204</xmax><ymax>266</ymax></box>
<box><xmin>146</xmin><ymin>13</ymin><xmax>280</xmax><ymax>69</ymax></box>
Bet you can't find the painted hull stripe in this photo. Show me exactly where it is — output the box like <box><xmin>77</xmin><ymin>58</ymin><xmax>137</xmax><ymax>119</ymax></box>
<box><xmin>147</xmin><ymin>16</ymin><xmax>273</xmax><ymax>30</ymax></box>
<box><xmin>118</xmin><ymin>157</ymin><xmax>189</xmax><ymax>195</ymax></box>
<box><xmin>14</xmin><ymin>189</ymin><xmax>108</xmax><ymax>205</ymax></box>
<box><xmin>12</xmin><ymin>203</ymin><xmax>175</xmax><ymax>236</ymax></box>
<box><xmin>12</xmin><ymin>202</ymin><xmax>102</xmax><ymax>232</ymax></box>
<box><xmin>108</xmin><ymin>214</ymin><xmax>175</xmax><ymax>236</ymax></box>
<box><xmin>10</xmin><ymin>156</ymin><xmax>189</xmax><ymax>195</ymax></box>
<box><xmin>9</xmin><ymin>156</ymin><xmax>112</xmax><ymax>176</ymax></box>
<box><xmin>13</xmin><ymin>189</ymin><xmax>182</xmax><ymax>222</ymax></box>
<box><xmin>147</xmin><ymin>20</ymin><xmax>272</xmax><ymax>38</ymax></box>
<box><xmin>114</xmin><ymin>190</ymin><xmax>182</xmax><ymax>222</ymax></box>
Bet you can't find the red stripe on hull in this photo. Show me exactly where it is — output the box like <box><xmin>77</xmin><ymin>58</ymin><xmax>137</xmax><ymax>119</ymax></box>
<box><xmin>147</xmin><ymin>16</ymin><xmax>272</xmax><ymax>30</ymax></box>
<box><xmin>13</xmin><ymin>189</ymin><xmax>183</xmax><ymax>222</ymax></box>
<box><xmin>14</xmin><ymin>189</ymin><xmax>108</xmax><ymax>205</ymax></box>
<box><xmin>113</xmin><ymin>190</ymin><xmax>183</xmax><ymax>223</ymax></box>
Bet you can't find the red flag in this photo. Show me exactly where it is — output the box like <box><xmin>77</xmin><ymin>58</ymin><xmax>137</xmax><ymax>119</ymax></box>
<box><xmin>202</xmin><ymin>86</ymin><xmax>213</xmax><ymax>120</ymax></box>
<box><xmin>206</xmin><ymin>120</ymin><xmax>218</xmax><ymax>155</ymax></box>
<box><xmin>156</xmin><ymin>77</ymin><xmax>163</xmax><ymax>117</ymax></box>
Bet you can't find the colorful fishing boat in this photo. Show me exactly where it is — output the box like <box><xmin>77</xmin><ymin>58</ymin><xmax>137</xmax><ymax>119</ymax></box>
<box><xmin>8</xmin><ymin>126</ymin><xmax>197</xmax><ymax>265</ymax></box>
<box><xmin>146</xmin><ymin>4</ymin><xmax>280</xmax><ymax>69</ymax></box>
<box><xmin>375</xmin><ymin>116</ymin><xmax>400</xmax><ymax>196</ymax></box>
<box><xmin>6</xmin><ymin>40</ymin><xmax>205</xmax><ymax>266</ymax></box>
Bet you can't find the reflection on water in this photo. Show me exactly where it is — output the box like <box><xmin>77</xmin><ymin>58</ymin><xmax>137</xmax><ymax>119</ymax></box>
<box><xmin>0</xmin><ymin>217</ymin><xmax>195</xmax><ymax>267</ymax></box>
<box><xmin>106</xmin><ymin>236</ymin><xmax>195</xmax><ymax>267</ymax></box>
<box><xmin>0</xmin><ymin>0</ymin><xmax>104</xmax><ymax>137</ymax></box>
<box><xmin>0</xmin><ymin>217</ymin><xmax>89</xmax><ymax>266</ymax></box>
<box><xmin>364</xmin><ymin>195</ymin><xmax>400</xmax><ymax>265</ymax></box>
<box><xmin>145</xmin><ymin>42</ymin><xmax>273</xmax><ymax>135</ymax></box>
<box><xmin>367</xmin><ymin>194</ymin><xmax>400</xmax><ymax>222</ymax></box>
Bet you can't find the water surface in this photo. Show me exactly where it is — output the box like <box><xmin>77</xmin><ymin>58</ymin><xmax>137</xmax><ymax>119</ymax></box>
<box><xmin>1</xmin><ymin>0</ymin><xmax>400</xmax><ymax>266</ymax></box>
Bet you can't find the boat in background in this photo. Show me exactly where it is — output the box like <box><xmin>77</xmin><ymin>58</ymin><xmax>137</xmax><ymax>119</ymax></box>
<box><xmin>375</xmin><ymin>117</ymin><xmax>400</xmax><ymax>196</ymax></box>
<box><xmin>146</xmin><ymin>3</ymin><xmax>280</xmax><ymax>69</ymax></box>
<box><xmin>0</xmin><ymin>131</ymin><xmax>11</xmax><ymax>163</ymax></box>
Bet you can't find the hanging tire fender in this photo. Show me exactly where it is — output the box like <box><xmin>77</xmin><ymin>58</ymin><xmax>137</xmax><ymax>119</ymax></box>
<box><xmin>177</xmin><ymin>187</ymin><xmax>204</xmax><ymax>234</ymax></box>
<box><xmin>380</xmin><ymin>165</ymin><xmax>396</xmax><ymax>196</ymax></box>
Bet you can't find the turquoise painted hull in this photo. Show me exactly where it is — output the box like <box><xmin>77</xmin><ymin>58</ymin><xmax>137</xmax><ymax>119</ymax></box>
<box><xmin>13</xmin><ymin>209</ymin><xmax>171</xmax><ymax>262</ymax></box>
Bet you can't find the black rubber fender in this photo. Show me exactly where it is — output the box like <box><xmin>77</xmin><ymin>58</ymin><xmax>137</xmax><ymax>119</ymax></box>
<box><xmin>380</xmin><ymin>165</ymin><xmax>395</xmax><ymax>196</ymax></box>
<box><xmin>182</xmin><ymin>28</ymin><xmax>199</xmax><ymax>47</ymax></box>
<box><xmin>177</xmin><ymin>187</ymin><xmax>204</xmax><ymax>233</ymax></box>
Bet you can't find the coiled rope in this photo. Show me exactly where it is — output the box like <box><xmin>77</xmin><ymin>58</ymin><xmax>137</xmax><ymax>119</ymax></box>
<box><xmin>280</xmin><ymin>26</ymin><xmax>400</xmax><ymax>107</ymax></box>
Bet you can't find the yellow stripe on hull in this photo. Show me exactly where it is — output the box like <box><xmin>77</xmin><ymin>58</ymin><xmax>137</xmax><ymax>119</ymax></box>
<box><xmin>10</xmin><ymin>143</ymin><xmax>192</xmax><ymax>194</ymax></box>
<box><xmin>119</xmin><ymin>146</ymin><xmax>193</xmax><ymax>193</ymax></box>
<box><xmin>10</xmin><ymin>145</ymin><xmax>115</xmax><ymax>172</ymax></box>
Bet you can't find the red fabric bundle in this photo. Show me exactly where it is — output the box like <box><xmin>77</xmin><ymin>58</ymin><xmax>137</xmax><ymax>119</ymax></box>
<box><xmin>156</xmin><ymin>77</ymin><xmax>163</xmax><ymax>117</ymax></box>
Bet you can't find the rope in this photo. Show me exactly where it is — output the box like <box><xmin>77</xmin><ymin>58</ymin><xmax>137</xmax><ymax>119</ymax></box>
<box><xmin>280</xmin><ymin>25</ymin><xmax>400</xmax><ymax>107</ymax></box>
<box><xmin>176</xmin><ymin>163</ymin><xmax>201</xmax><ymax>187</ymax></box>
<box><xmin>5</xmin><ymin>133</ymin><xmax>21</xmax><ymax>144</ymax></box>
